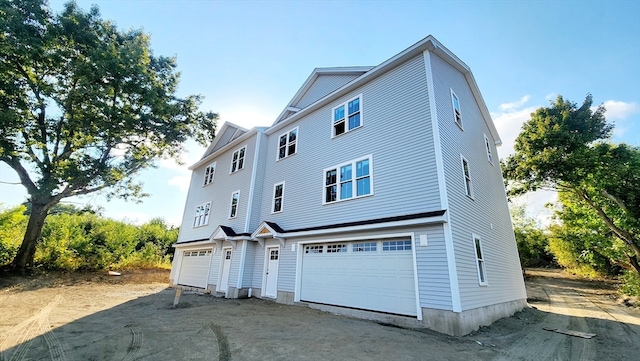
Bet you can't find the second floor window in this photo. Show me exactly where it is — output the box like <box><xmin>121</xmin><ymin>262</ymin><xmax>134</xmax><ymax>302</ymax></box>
<box><xmin>324</xmin><ymin>156</ymin><xmax>372</xmax><ymax>204</ymax></box>
<box><xmin>231</xmin><ymin>146</ymin><xmax>246</xmax><ymax>173</ymax></box>
<box><xmin>193</xmin><ymin>202</ymin><xmax>211</xmax><ymax>227</ymax></box>
<box><xmin>484</xmin><ymin>134</ymin><xmax>494</xmax><ymax>164</ymax></box>
<box><xmin>229</xmin><ymin>191</ymin><xmax>240</xmax><ymax>218</ymax></box>
<box><xmin>203</xmin><ymin>162</ymin><xmax>216</xmax><ymax>186</ymax></box>
<box><xmin>332</xmin><ymin>95</ymin><xmax>362</xmax><ymax>137</ymax></box>
<box><xmin>272</xmin><ymin>182</ymin><xmax>284</xmax><ymax>213</ymax></box>
<box><xmin>461</xmin><ymin>156</ymin><xmax>473</xmax><ymax>198</ymax></box>
<box><xmin>278</xmin><ymin>128</ymin><xmax>298</xmax><ymax>160</ymax></box>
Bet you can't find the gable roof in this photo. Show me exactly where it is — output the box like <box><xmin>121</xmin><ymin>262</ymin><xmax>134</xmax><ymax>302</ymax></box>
<box><xmin>273</xmin><ymin>67</ymin><xmax>374</xmax><ymax>125</ymax></box>
<box><xmin>189</xmin><ymin>122</ymin><xmax>267</xmax><ymax>170</ymax></box>
<box><xmin>265</xmin><ymin>35</ymin><xmax>501</xmax><ymax>146</ymax></box>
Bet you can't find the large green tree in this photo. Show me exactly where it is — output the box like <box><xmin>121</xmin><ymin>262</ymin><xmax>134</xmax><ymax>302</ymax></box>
<box><xmin>503</xmin><ymin>95</ymin><xmax>640</xmax><ymax>273</ymax></box>
<box><xmin>0</xmin><ymin>0</ymin><xmax>217</xmax><ymax>270</ymax></box>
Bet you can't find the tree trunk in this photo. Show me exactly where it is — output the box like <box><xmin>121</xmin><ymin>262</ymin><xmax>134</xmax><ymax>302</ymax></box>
<box><xmin>10</xmin><ymin>201</ymin><xmax>50</xmax><ymax>270</ymax></box>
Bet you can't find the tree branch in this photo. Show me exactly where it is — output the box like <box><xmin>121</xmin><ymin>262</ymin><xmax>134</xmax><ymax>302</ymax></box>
<box><xmin>0</xmin><ymin>156</ymin><xmax>39</xmax><ymax>195</ymax></box>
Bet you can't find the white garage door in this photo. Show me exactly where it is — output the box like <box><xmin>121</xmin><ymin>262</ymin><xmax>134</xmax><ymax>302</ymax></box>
<box><xmin>300</xmin><ymin>239</ymin><xmax>417</xmax><ymax>316</ymax></box>
<box><xmin>178</xmin><ymin>249</ymin><xmax>212</xmax><ymax>288</ymax></box>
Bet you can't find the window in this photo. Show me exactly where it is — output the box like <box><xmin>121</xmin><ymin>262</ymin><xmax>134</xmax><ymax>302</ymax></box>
<box><xmin>203</xmin><ymin>162</ymin><xmax>216</xmax><ymax>186</ymax></box>
<box><xmin>461</xmin><ymin>155</ymin><xmax>473</xmax><ymax>198</ymax></box>
<box><xmin>473</xmin><ymin>235</ymin><xmax>488</xmax><ymax>285</ymax></box>
<box><xmin>272</xmin><ymin>182</ymin><xmax>284</xmax><ymax>213</ymax></box>
<box><xmin>324</xmin><ymin>156</ymin><xmax>372</xmax><ymax>204</ymax></box>
<box><xmin>353</xmin><ymin>242</ymin><xmax>376</xmax><ymax>252</ymax></box>
<box><xmin>327</xmin><ymin>244</ymin><xmax>347</xmax><ymax>253</ymax></box>
<box><xmin>305</xmin><ymin>245</ymin><xmax>323</xmax><ymax>254</ymax></box>
<box><xmin>270</xmin><ymin>249</ymin><xmax>279</xmax><ymax>260</ymax></box>
<box><xmin>484</xmin><ymin>134</ymin><xmax>493</xmax><ymax>164</ymax></box>
<box><xmin>229</xmin><ymin>191</ymin><xmax>240</xmax><ymax>218</ymax></box>
<box><xmin>278</xmin><ymin>127</ymin><xmax>298</xmax><ymax>160</ymax></box>
<box><xmin>230</xmin><ymin>146</ymin><xmax>246</xmax><ymax>173</ymax></box>
<box><xmin>193</xmin><ymin>202</ymin><xmax>211</xmax><ymax>227</ymax></box>
<box><xmin>451</xmin><ymin>90</ymin><xmax>462</xmax><ymax>129</ymax></box>
<box><xmin>332</xmin><ymin>95</ymin><xmax>362</xmax><ymax>137</ymax></box>
<box><xmin>382</xmin><ymin>240</ymin><xmax>412</xmax><ymax>251</ymax></box>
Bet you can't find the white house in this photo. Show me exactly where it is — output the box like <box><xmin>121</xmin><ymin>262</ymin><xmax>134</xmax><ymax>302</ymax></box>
<box><xmin>169</xmin><ymin>35</ymin><xmax>526</xmax><ymax>336</ymax></box>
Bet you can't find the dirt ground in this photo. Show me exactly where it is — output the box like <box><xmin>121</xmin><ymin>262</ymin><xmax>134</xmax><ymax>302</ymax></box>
<box><xmin>0</xmin><ymin>268</ymin><xmax>638</xmax><ymax>361</ymax></box>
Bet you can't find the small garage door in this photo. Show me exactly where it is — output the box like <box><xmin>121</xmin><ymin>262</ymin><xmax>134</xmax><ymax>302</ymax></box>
<box><xmin>300</xmin><ymin>239</ymin><xmax>417</xmax><ymax>316</ymax></box>
<box><xmin>178</xmin><ymin>249</ymin><xmax>212</xmax><ymax>288</ymax></box>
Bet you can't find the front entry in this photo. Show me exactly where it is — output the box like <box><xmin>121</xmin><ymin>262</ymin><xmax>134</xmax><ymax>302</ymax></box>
<box><xmin>263</xmin><ymin>246</ymin><xmax>279</xmax><ymax>298</ymax></box>
<box><xmin>219</xmin><ymin>248</ymin><xmax>232</xmax><ymax>295</ymax></box>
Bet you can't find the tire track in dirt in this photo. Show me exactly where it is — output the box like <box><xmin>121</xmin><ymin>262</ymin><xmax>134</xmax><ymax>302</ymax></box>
<box><xmin>201</xmin><ymin>322</ymin><xmax>230</xmax><ymax>361</ymax></box>
<box><xmin>0</xmin><ymin>294</ymin><xmax>65</xmax><ymax>361</ymax></box>
<box><xmin>122</xmin><ymin>324</ymin><xmax>143</xmax><ymax>361</ymax></box>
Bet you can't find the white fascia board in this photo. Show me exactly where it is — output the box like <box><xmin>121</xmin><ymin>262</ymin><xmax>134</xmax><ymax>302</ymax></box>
<box><xmin>172</xmin><ymin>240</ymin><xmax>215</xmax><ymax>248</ymax></box>
<box><xmin>197</xmin><ymin>122</ymin><xmax>247</xmax><ymax>163</ymax></box>
<box><xmin>278</xmin><ymin>215</ymin><xmax>447</xmax><ymax>239</ymax></box>
<box><xmin>189</xmin><ymin>127</ymin><xmax>266</xmax><ymax>170</ymax></box>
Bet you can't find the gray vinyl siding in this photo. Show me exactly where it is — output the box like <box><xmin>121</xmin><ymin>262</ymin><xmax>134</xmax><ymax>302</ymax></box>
<box><xmin>294</xmin><ymin>74</ymin><xmax>361</xmax><ymax>109</ymax></box>
<box><xmin>252</xmin><ymin>241</ymin><xmax>268</xmax><ymax>288</ymax></box>
<box><xmin>415</xmin><ymin>224</ymin><xmax>453</xmax><ymax>310</ymax></box>
<box><xmin>177</xmin><ymin>134</ymin><xmax>258</xmax><ymax>243</ymax></box>
<box><xmin>259</xmin><ymin>54</ymin><xmax>440</xmax><ymax>230</ymax></box>
<box><xmin>277</xmin><ymin>241</ymin><xmax>297</xmax><ymax>292</ymax></box>
<box><xmin>242</xmin><ymin>242</ymin><xmax>255</xmax><ymax>288</ymax></box>
<box><xmin>206</xmin><ymin>126</ymin><xmax>238</xmax><ymax>157</ymax></box>
<box><xmin>227</xmin><ymin>241</ymin><xmax>243</xmax><ymax>287</ymax></box>
<box><xmin>247</xmin><ymin>132</ymin><xmax>269</xmax><ymax>231</ymax></box>
<box><xmin>430</xmin><ymin>52</ymin><xmax>526</xmax><ymax>311</ymax></box>
<box><xmin>208</xmin><ymin>248</ymin><xmax>221</xmax><ymax>286</ymax></box>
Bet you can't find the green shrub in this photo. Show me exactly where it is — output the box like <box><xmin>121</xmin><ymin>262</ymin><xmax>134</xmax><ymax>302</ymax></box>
<box><xmin>620</xmin><ymin>271</ymin><xmax>640</xmax><ymax>297</ymax></box>
<box><xmin>0</xmin><ymin>205</ymin><xmax>27</xmax><ymax>266</ymax></box>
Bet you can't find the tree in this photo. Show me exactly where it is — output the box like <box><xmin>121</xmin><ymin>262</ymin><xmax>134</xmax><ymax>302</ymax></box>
<box><xmin>510</xmin><ymin>205</ymin><xmax>553</xmax><ymax>268</ymax></box>
<box><xmin>0</xmin><ymin>0</ymin><xmax>217</xmax><ymax>270</ymax></box>
<box><xmin>503</xmin><ymin>94</ymin><xmax>640</xmax><ymax>273</ymax></box>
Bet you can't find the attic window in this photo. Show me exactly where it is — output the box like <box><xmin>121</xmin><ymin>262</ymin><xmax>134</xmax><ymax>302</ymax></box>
<box><xmin>278</xmin><ymin>127</ymin><xmax>298</xmax><ymax>160</ymax></box>
<box><xmin>332</xmin><ymin>95</ymin><xmax>362</xmax><ymax>137</ymax></box>
<box><xmin>230</xmin><ymin>146</ymin><xmax>246</xmax><ymax>173</ymax></box>
<box><xmin>203</xmin><ymin>162</ymin><xmax>216</xmax><ymax>186</ymax></box>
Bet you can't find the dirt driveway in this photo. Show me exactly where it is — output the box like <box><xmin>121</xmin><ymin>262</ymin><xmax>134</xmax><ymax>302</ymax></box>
<box><xmin>1</xmin><ymin>269</ymin><xmax>638</xmax><ymax>360</ymax></box>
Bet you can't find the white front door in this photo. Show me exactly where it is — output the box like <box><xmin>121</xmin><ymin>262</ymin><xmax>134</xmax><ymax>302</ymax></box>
<box><xmin>264</xmin><ymin>247</ymin><xmax>279</xmax><ymax>298</ymax></box>
<box><xmin>219</xmin><ymin>248</ymin><xmax>232</xmax><ymax>294</ymax></box>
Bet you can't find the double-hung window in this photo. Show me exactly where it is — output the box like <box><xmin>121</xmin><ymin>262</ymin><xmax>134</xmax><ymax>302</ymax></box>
<box><xmin>451</xmin><ymin>90</ymin><xmax>462</xmax><ymax>129</ymax></box>
<box><xmin>193</xmin><ymin>202</ymin><xmax>211</xmax><ymax>227</ymax></box>
<box><xmin>332</xmin><ymin>95</ymin><xmax>362</xmax><ymax>137</ymax></box>
<box><xmin>484</xmin><ymin>134</ymin><xmax>494</xmax><ymax>165</ymax></box>
<box><xmin>230</xmin><ymin>146</ymin><xmax>246</xmax><ymax>173</ymax></box>
<box><xmin>229</xmin><ymin>191</ymin><xmax>240</xmax><ymax>218</ymax></box>
<box><xmin>278</xmin><ymin>128</ymin><xmax>298</xmax><ymax>160</ymax></box>
<box><xmin>473</xmin><ymin>235</ymin><xmax>488</xmax><ymax>285</ymax></box>
<box><xmin>461</xmin><ymin>155</ymin><xmax>473</xmax><ymax>198</ymax></box>
<box><xmin>272</xmin><ymin>182</ymin><xmax>284</xmax><ymax>213</ymax></box>
<box><xmin>324</xmin><ymin>155</ymin><xmax>372</xmax><ymax>204</ymax></box>
<box><xmin>203</xmin><ymin>162</ymin><xmax>216</xmax><ymax>186</ymax></box>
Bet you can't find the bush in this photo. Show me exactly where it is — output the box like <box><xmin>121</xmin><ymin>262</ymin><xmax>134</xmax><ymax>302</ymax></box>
<box><xmin>620</xmin><ymin>271</ymin><xmax>640</xmax><ymax>297</ymax></box>
<box><xmin>0</xmin><ymin>205</ymin><xmax>27</xmax><ymax>266</ymax></box>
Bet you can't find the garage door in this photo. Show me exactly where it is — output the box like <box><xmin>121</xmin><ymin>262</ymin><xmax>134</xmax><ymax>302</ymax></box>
<box><xmin>178</xmin><ymin>249</ymin><xmax>212</xmax><ymax>288</ymax></box>
<box><xmin>300</xmin><ymin>239</ymin><xmax>417</xmax><ymax>316</ymax></box>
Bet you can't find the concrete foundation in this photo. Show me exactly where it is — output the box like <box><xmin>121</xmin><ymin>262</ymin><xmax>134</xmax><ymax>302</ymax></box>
<box><xmin>276</xmin><ymin>291</ymin><xmax>295</xmax><ymax>305</ymax></box>
<box><xmin>227</xmin><ymin>287</ymin><xmax>250</xmax><ymax>299</ymax></box>
<box><xmin>304</xmin><ymin>298</ymin><xmax>527</xmax><ymax>336</ymax></box>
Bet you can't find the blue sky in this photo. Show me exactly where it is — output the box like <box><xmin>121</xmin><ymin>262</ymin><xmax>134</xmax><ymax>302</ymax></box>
<box><xmin>1</xmin><ymin>0</ymin><xmax>639</xmax><ymax>226</ymax></box>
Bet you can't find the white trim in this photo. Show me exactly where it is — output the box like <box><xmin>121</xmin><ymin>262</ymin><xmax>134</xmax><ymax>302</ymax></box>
<box><xmin>331</xmin><ymin>94</ymin><xmax>363</xmax><ymax>138</ymax></box>
<box><xmin>294</xmin><ymin>240</ymin><xmax>303</xmax><ymax>302</ymax></box>
<box><xmin>484</xmin><ymin>133</ymin><xmax>494</xmax><ymax>165</ymax></box>
<box><xmin>410</xmin><ymin>233</ymin><xmax>423</xmax><ymax>320</ymax></box>
<box><xmin>229</xmin><ymin>190</ymin><xmax>240</xmax><ymax>219</ymax></box>
<box><xmin>276</xmin><ymin>126</ymin><xmax>298</xmax><ymax>161</ymax></box>
<box><xmin>460</xmin><ymin>154</ymin><xmax>474</xmax><ymax>199</ymax></box>
<box><xmin>236</xmin><ymin>240</ymin><xmax>247</xmax><ymax>290</ymax></box>
<box><xmin>229</xmin><ymin>145</ymin><xmax>247</xmax><ymax>174</ymax></box>
<box><xmin>450</xmin><ymin>89</ymin><xmax>463</xmax><ymax>130</ymax></box>
<box><xmin>472</xmin><ymin>233</ymin><xmax>489</xmax><ymax>286</ymax></box>
<box><xmin>425</xmin><ymin>49</ymin><xmax>460</xmax><ymax>312</ymax></box>
<box><xmin>245</xmin><ymin>132</ymin><xmax>263</xmax><ymax>232</ymax></box>
<box><xmin>203</xmin><ymin>162</ymin><xmax>217</xmax><ymax>186</ymax></box>
<box><xmin>271</xmin><ymin>181</ymin><xmax>285</xmax><ymax>214</ymax></box>
<box><xmin>173</xmin><ymin>240</ymin><xmax>215</xmax><ymax>248</ymax></box>
<box><xmin>261</xmin><ymin>244</ymin><xmax>280</xmax><ymax>298</ymax></box>
<box><xmin>322</xmin><ymin>154</ymin><xmax>373</xmax><ymax>205</ymax></box>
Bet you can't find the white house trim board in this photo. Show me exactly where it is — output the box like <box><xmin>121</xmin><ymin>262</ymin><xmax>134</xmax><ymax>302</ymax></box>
<box><xmin>245</xmin><ymin>131</ymin><xmax>263</xmax><ymax>232</ymax></box>
<box><xmin>424</xmin><ymin>49</ymin><xmax>461</xmax><ymax>313</ymax></box>
<box><xmin>410</xmin><ymin>233</ymin><xmax>423</xmax><ymax>320</ymax></box>
<box><xmin>236</xmin><ymin>240</ymin><xmax>247</xmax><ymax>290</ymax></box>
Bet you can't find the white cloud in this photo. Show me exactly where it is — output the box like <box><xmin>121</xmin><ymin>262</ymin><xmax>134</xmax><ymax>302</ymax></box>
<box><xmin>544</xmin><ymin>93</ymin><xmax>557</xmax><ymax>101</ymax></box>
<box><xmin>491</xmin><ymin>106</ymin><xmax>537</xmax><ymax>158</ymax></box>
<box><xmin>498</xmin><ymin>95</ymin><xmax>530</xmax><ymax>111</ymax></box>
<box><xmin>167</xmin><ymin>175</ymin><xmax>191</xmax><ymax>191</ymax></box>
<box><xmin>601</xmin><ymin>100</ymin><xmax>640</xmax><ymax>120</ymax></box>
<box><xmin>512</xmin><ymin>190</ymin><xmax>558</xmax><ymax>227</ymax></box>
